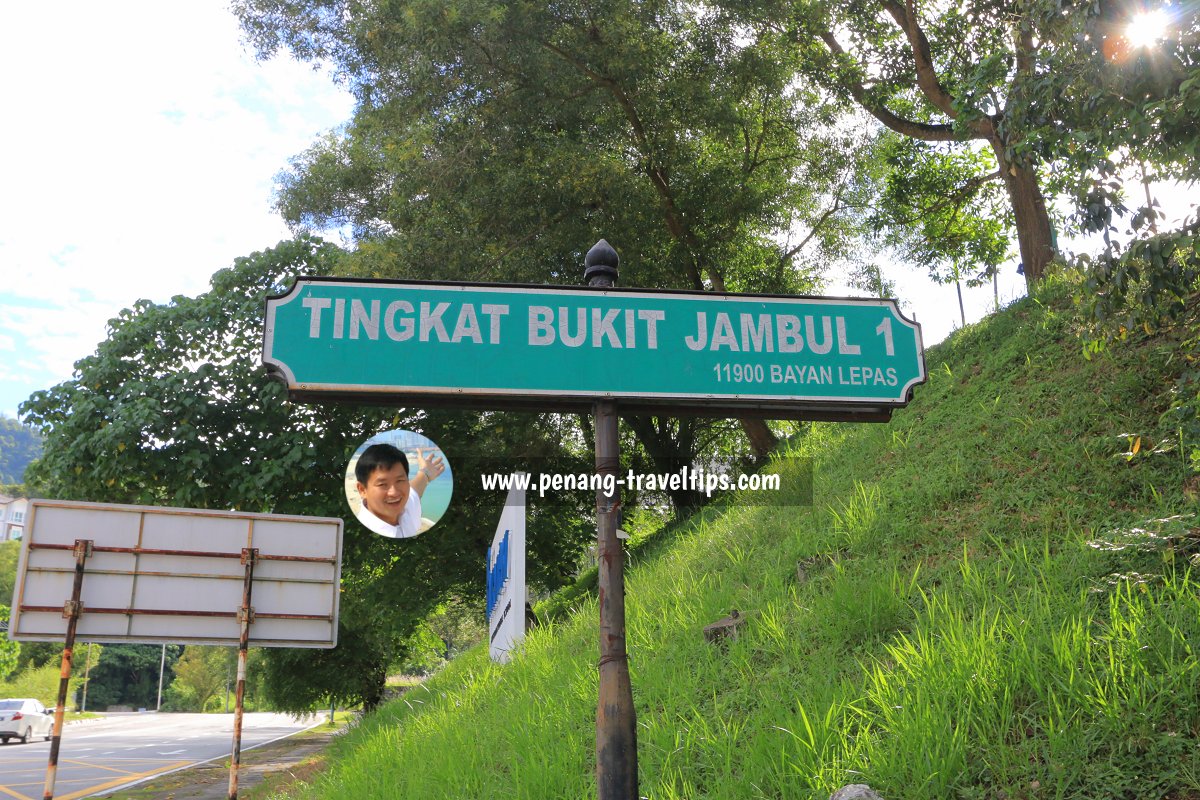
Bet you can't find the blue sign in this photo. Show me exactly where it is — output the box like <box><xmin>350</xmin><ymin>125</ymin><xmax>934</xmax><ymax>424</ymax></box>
<box><xmin>486</xmin><ymin>530</ymin><xmax>511</xmax><ymax>620</ymax></box>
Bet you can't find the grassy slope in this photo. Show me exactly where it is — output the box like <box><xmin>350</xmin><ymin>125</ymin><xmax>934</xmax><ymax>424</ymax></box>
<box><xmin>282</xmin><ymin>280</ymin><xmax>1199</xmax><ymax>800</ymax></box>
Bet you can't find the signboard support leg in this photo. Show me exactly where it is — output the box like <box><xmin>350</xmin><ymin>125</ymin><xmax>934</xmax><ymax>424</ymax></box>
<box><xmin>594</xmin><ymin>400</ymin><xmax>638</xmax><ymax>799</ymax></box>
<box><xmin>586</xmin><ymin>240</ymin><xmax>637</xmax><ymax>799</ymax></box>
<box><xmin>43</xmin><ymin>538</ymin><xmax>92</xmax><ymax>800</ymax></box>
<box><xmin>228</xmin><ymin>547</ymin><xmax>258</xmax><ymax>800</ymax></box>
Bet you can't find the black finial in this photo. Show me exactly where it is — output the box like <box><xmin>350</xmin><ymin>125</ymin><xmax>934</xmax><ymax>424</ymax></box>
<box><xmin>584</xmin><ymin>239</ymin><xmax>619</xmax><ymax>287</ymax></box>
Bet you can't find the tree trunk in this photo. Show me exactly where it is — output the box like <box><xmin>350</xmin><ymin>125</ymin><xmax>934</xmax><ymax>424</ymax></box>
<box><xmin>360</xmin><ymin>662</ymin><xmax>386</xmax><ymax>712</ymax></box>
<box><xmin>740</xmin><ymin>418</ymin><xmax>777</xmax><ymax>461</ymax></box>
<box><xmin>991</xmin><ymin>141</ymin><xmax>1055</xmax><ymax>289</ymax></box>
<box><xmin>624</xmin><ymin>415</ymin><xmax>707</xmax><ymax>513</ymax></box>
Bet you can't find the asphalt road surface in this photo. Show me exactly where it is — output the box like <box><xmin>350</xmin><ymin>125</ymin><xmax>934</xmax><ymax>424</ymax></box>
<box><xmin>0</xmin><ymin>712</ymin><xmax>320</xmax><ymax>800</ymax></box>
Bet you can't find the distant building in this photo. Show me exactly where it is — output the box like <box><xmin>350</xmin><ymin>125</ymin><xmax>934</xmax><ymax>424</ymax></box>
<box><xmin>0</xmin><ymin>495</ymin><xmax>28</xmax><ymax>541</ymax></box>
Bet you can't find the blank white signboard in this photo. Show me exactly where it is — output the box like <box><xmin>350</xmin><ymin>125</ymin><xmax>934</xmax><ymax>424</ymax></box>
<box><xmin>8</xmin><ymin>500</ymin><xmax>342</xmax><ymax>648</ymax></box>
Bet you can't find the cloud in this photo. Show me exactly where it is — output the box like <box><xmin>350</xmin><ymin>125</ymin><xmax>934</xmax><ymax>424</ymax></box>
<box><xmin>0</xmin><ymin>0</ymin><xmax>354</xmax><ymax>418</ymax></box>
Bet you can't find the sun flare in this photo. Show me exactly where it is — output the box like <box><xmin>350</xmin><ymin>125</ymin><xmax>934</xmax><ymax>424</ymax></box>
<box><xmin>1127</xmin><ymin>8</ymin><xmax>1171</xmax><ymax>48</ymax></box>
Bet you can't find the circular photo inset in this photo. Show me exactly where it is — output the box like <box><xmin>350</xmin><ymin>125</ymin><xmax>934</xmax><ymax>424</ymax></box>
<box><xmin>344</xmin><ymin>429</ymin><xmax>454</xmax><ymax>539</ymax></box>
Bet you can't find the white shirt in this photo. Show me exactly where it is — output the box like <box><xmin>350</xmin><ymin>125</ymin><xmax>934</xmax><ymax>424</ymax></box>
<box><xmin>357</xmin><ymin>487</ymin><xmax>423</xmax><ymax>539</ymax></box>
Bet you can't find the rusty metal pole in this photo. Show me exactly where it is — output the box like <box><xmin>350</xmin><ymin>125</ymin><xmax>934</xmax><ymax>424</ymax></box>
<box><xmin>228</xmin><ymin>547</ymin><xmax>257</xmax><ymax>800</ymax></box>
<box><xmin>43</xmin><ymin>538</ymin><xmax>91</xmax><ymax>800</ymax></box>
<box><xmin>586</xmin><ymin>240</ymin><xmax>638</xmax><ymax>799</ymax></box>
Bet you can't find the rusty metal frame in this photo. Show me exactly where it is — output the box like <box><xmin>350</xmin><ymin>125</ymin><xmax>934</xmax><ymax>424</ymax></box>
<box><xmin>27</xmin><ymin>542</ymin><xmax>335</xmax><ymax>563</ymax></box>
<box><xmin>11</xmin><ymin>501</ymin><xmax>343</xmax><ymax>648</ymax></box>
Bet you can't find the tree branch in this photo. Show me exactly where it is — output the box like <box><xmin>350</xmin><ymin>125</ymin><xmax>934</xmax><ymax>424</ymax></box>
<box><xmin>781</xmin><ymin>192</ymin><xmax>844</xmax><ymax>263</ymax></box>
<box><xmin>540</xmin><ymin>39</ymin><xmax>713</xmax><ymax>289</ymax></box>
<box><xmin>818</xmin><ymin>29</ymin><xmax>960</xmax><ymax>142</ymax></box>
<box><xmin>880</xmin><ymin>0</ymin><xmax>958</xmax><ymax>118</ymax></box>
<box><xmin>885</xmin><ymin>170</ymin><xmax>1001</xmax><ymax>225</ymax></box>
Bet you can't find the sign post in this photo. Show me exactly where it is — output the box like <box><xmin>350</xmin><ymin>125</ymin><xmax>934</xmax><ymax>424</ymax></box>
<box><xmin>586</xmin><ymin>243</ymin><xmax>639</xmax><ymax>799</ymax></box>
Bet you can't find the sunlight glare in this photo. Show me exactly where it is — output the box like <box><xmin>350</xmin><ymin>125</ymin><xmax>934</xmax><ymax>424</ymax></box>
<box><xmin>1127</xmin><ymin>8</ymin><xmax>1170</xmax><ymax>47</ymax></box>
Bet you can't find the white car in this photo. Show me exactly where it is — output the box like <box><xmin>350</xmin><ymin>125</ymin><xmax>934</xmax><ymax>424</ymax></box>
<box><xmin>0</xmin><ymin>698</ymin><xmax>54</xmax><ymax>744</ymax></box>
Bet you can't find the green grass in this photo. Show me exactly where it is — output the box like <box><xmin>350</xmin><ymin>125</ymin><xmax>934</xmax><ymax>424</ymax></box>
<box><xmin>269</xmin><ymin>278</ymin><xmax>1200</xmax><ymax>799</ymax></box>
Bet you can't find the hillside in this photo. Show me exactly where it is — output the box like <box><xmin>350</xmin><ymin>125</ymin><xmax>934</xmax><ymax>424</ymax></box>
<box><xmin>275</xmin><ymin>278</ymin><xmax>1199</xmax><ymax>800</ymax></box>
<box><xmin>0</xmin><ymin>414</ymin><xmax>41</xmax><ymax>484</ymax></box>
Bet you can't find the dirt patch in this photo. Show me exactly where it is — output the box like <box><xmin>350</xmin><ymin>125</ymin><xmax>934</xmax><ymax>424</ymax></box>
<box><xmin>98</xmin><ymin>721</ymin><xmax>348</xmax><ymax>800</ymax></box>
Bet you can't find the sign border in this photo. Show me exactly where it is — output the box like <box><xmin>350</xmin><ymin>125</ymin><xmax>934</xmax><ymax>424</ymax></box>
<box><xmin>263</xmin><ymin>277</ymin><xmax>927</xmax><ymax>419</ymax></box>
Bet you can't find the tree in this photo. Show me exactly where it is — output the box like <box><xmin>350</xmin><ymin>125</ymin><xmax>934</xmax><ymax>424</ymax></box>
<box><xmin>1049</xmin><ymin>11</ymin><xmax>1200</xmax><ymax>332</ymax></box>
<box><xmin>168</xmin><ymin>646</ymin><xmax>229</xmax><ymax>712</ymax></box>
<box><xmin>727</xmin><ymin>0</ymin><xmax>1198</xmax><ymax>290</ymax></box>
<box><xmin>870</xmin><ymin>136</ymin><xmax>1011</xmax><ymax>327</ymax></box>
<box><xmin>21</xmin><ymin>237</ymin><xmax>598</xmax><ymax>711</ymax></box>
<box><xmin>82</xmin><ymin>644</ymin><xmax>180</xmax><ymax>710</ymax></box>
<box><xmin>233</xmin><ymin>0</ymin><xmax>901</xmax><ymax>460</ymax></box>
<box><xmin>424</xmin><ymin>596</ymin><xmax>487</xmax><ymax>661</ymax></box>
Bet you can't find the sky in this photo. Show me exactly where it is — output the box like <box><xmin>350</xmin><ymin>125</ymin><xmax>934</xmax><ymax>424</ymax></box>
<box><xmin>0</xmin><ymin>3</ymin><xmax>1183</xmax><ymax>423</ymax></box>
<box><xmin>0</xmin><ymin>3</ymin><xmax>355</xmax><ymax>420</ymax></box>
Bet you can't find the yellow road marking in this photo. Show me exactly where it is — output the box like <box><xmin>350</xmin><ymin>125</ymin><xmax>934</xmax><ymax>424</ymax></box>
<box><xmin>0</xmin><ymin>784</ymin><xmax>33</xmax><ymax>800</ymax></box>
<box><xmin>67</xmin><ymin>757</ymin><xmax>194</xmax><ymax>762</ymax></box>
<box><xmin>54</xmin><ymin>760</ymin><xmax>192</xmax><ymax>800</ymax></box>
<box><xmin>0</xmin><ymin>760</ymin><xmax>195</xmax><ymax>800</ymax></box>
<box><xmin>59</xmin><ymin>758</ymin><xmax>141</xmax><ymax>776</ymax></box>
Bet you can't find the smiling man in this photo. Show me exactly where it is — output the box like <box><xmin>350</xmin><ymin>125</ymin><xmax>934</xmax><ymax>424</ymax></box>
<box><xmin>354</xmin><ymin>443</ymin><xmax>445</xmax><ymax>538</ymax></box>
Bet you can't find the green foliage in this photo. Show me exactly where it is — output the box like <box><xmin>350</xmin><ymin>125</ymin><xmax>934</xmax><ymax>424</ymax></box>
<box><xmin>1165</xmin><ymin>365</ymin><xmax>1200</xmax><ymax>474</ymax></box>
<box><xmin>423</xmin><ymin>597</ymin><xmax>487</xmax><ymax>662</ymax></box>
<box><xmin>1075</xmin><ymin>214</ymin><xmax>1200</xmax><ymax>475</ymax></box>
<box><xmin>998</xmin><ymin>0</ymin><xmax>1200</xmax><ymax>307</ymax></box>
<box><xmin>396</xmin><ymin>597</ymin><xmax>488</xmax><ymax>676</ymax></box>
<box><xmin>164</xmin><ymin>646</ymin><xmax>231</xmax><ymax>712</ymax></box>
<box><xmin>0</xmin><ymin>539</ymin><xmax>18</xmax><ymax>606</ymax></box>
<box><xmin>22</xmin><ymin>237</ymin><xmax>348</xmax><ymax>511</ymax></box>
<box><xmin>83</xmin><ymin>644</ymin><xmax>180</xmax><ymax>710</ymax></box>
<box><xmin>234</xmin><ymin>0</ymin><xmax>885</xmax><ymax>295</ymax></box>
<box><xmin>279</xmin><ymin>279</ymin><xmax>1198</xmax><ymax>798</ymax></box>
<box><xmin>0</xmin><ymin>606</ymin><xmax>18</xmax><ymax>680</ymax></box>
<box><xmin>0</xmin><ymin>662</ymin><xmax>84</xmax><ymax>710</ymax></box>
<box><xmin>0</xmin><ymin>415</ymin><xmax>42</xmax><ymax>484</ymax></box>
<box><xmin>872</xmin><ymin>137</ymin><xmax>1011</xmax><ymax>286</ymax></box>
<box><xmin>1012</xmin><ymin>0</ymin><xmax>1200</xmax><ymax>189</ymax></box>
<box><xmin>231</xmin><ymin>0</ymin><xmax>939</xmax><ymax>470</ymax></box>
<box><xmin>396</xmin><ymin>620</ymin><xmax>451</xmax><ymax>678</ymax></box>
<box><xmin>1079</xmin><ymin>214</ymin><xmax>1200</xmax><ymax>337</ymax></box>
<box><xmin>725</xmin><ymin>0</ymin><xmax>1198</xmax><ymax>289</ymax></box>
<box><xmin>73</xmin><ymin>642</ymin><xmax>104</xmax><ymax>710</ymax></box>
<box><xmin>0</xmin><ymin>662</ymin><xmax>82</xmax><ymax>709</ymax></box>
<box><xmin>15</xmin><ymin>641</ymin><xmax>64</xmax><ymax>674</ymax></box>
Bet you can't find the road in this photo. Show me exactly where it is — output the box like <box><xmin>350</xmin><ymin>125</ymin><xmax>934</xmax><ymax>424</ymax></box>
<box><xmin>0</xmin><ymin>712</ymin><xmax>321</xmax><ymax>800</ymax></box>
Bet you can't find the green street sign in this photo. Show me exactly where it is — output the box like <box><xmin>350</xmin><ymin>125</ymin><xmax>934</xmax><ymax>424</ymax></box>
<box><xmin>263</xmin><ymin>279</ymin><xmax>926</xmax><ymax>419</ymax></box>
